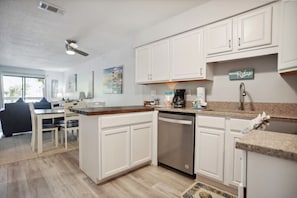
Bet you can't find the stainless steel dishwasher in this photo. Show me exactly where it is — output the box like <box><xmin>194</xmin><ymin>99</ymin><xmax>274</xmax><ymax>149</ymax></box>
<box><xmin>158</xmin><ymin>111</ymin><xmax>195</xmax><ymax>176</ymax></box>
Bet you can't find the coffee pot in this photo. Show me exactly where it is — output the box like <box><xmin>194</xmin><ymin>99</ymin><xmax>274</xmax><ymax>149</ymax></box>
<box><xmin>172</xmin><ymin>89</ymin><xmax>186</xmax><ymax>108</ymax></box>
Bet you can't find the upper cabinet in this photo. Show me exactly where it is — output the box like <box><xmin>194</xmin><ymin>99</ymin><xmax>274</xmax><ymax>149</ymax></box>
<box><xmin>236</xmin><ymin>6</ymin><xmax>272</xmax><ymax>50</ymax></box>
<box><xmin>135</xmin><ymin>28</ymin><xmax>212</xmax><ymax>84</ymax></box>
<box><xmin>135</xmin><ymin>45</ymin><xmax>151</xmax><ymax>83</ymax></box>
<box><xmin>135</xmin><ymin>39</ymin><xmax>170</xmax><ymax>83</ymax></box>
<box><xmin>205</xmin><ymin>19</ymin><xmax>233</xmax><ymax>55</ymax></box>
<box><xmin>278</xmin><ymin>1</ymin><xmax>297</xmax><ymax>73</ymax></box>
<box><xmin>135</xmin><ymin>2</ymin><xmax>295</xmax><ymax>84</ymax></box>
<box><xmin>171</xmin><ymin>29</ymin><xmax>205</xmax><ymax>81</ymax></box>
<box><xmin>206</xmin><ymin>4</ymin><xmax>278</xmax><ymax>63</ymax></box>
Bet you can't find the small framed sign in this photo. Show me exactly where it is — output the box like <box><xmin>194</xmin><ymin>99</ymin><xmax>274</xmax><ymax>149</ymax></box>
<box><xmin>229</xmin><ymin>68</ymin><xmax>254</xmax><ymax>80</ymax></box>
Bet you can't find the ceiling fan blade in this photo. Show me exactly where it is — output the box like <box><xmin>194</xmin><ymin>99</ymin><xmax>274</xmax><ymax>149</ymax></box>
<box><xmin>73</xmin><ymin>48</ymin><xmax>89</xmax><ymax>56</ymax></box>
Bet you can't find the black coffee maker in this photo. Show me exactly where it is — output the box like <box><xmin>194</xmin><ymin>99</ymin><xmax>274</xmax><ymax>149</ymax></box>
<box><xmin>172</xmin><ymin>89</ymin><xmax>186</xmax><ymax>108</ymax></box>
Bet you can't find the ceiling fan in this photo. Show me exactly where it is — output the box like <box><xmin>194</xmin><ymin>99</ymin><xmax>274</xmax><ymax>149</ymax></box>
<box><xmin>65</xmin><ymin>40</ymin><xmax>89</xmax><ymax>56</ymax></box>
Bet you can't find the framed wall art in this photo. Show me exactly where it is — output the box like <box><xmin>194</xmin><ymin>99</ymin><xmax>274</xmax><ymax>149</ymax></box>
<box><xmin>103</xmin><ymin>65</ymin><xmax>123</xmax><ymax>94</ymax></box>
<box><xmin>51</xmin><ymin>79</ymin><xmax>58</xmax><ymax>98</ymax></box>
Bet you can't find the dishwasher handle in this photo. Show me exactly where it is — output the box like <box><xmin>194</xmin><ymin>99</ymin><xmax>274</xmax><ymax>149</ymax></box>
<box><xmin>158</xmin><ymin>117</ymin><xmax>193</xmax><ymax>125</ymax></box>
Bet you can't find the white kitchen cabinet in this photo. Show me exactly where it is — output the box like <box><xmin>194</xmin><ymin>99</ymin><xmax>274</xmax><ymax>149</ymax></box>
<box><xmin>101</xmin><ymin>126</ymin><xmax>130</xmax><ymax>178</ymax></box>
<box><xmin>135</xmin><ymin>39</ymin><xmax>170</xmax><ymax>83</ymax></box>
<box><xmin>151</xmin><ymin>40</ymin><xmax>171</xmax><ymax>82</ymax></box>
<box><xmin>171</xmin><ymin>28</ymin><xmax>205</xmax><ymax>80</ymax></box>
<box><xmin>196</xmin><ymin>116</ymin><xmax>225</xmax><ymax>182</ymax></box>
<box><xmin>278</xmin><ymin>1</ymin><xmax>297</xmax><ymax>73</ymax></box>
<box><xmin>135</xmin><ymin>45</ymin><xmax>151</xmax><ymax>83</ymax></box>
<box><xmin>196</xmin><ymin>115</ymin><xmax>251</xmax><ymax>188</ymax></box>
<box><xmin>205</xmin><ymin>18</ymin><xmax>233</xmax><ymax>55</ymax></box>
<box><xmin>206</xmin><ymin>4</ymin><xmax>278</xmax><ymax>62</ymax></box>
<box><xmin>130</xmin><ymin>123</ymin><xmax>152</xmax><ymax>167</ymax></box>
<box><xmin>224</xmin><ymin>118</ymin><xmax>250</xmax><ymax>187</ymax></box>
<box><xmin>236</xmin><ymin>6</ymin><xmax>272</xmax><ymax>50</ymax></box>
<box><xmin>79</xmin><ymin>111</ymin><xmax>154</xmax><ymax>184</ymax></box>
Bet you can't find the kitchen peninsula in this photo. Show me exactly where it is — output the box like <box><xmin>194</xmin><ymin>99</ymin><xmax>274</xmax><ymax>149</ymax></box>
<box><xmin>71</xmin><ymin>106</ymin><xmax>156</xmax><ymax>184</ymax></box>
<box><xmin>236</xmin><ymin>130</ymin><xmax>297</xmax><ymax>198</ymax></box>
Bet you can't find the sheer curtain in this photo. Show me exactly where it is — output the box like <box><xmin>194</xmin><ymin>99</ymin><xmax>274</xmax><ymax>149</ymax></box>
<box><xmin>0</xmin><ymin>73</ymin><xmax>4</xmax><ymax>109</ymax></box>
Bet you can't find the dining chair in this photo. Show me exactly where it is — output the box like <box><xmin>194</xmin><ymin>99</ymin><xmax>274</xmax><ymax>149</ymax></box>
<box><xmin>57</xmin><ymin>101</ymin><xmax>82</xmax><ymax>149</ymax></box>
<box><xmin>29</xmin><ymin>103</ymin><xmax>58</xmax><ymax>152</ymax></box>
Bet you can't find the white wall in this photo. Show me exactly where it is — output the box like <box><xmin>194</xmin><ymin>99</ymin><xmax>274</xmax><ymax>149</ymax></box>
<box><xmin>134</xmin><ymin>0</ymin><xmax>275</xmax><ymax>47</ymax></box>
<box><xmin>64</xmin><ymin>44</ymin><xmax>144</xmax><ymax>106</ymax></box>
<box><xmin>142</xmin><ymin>55</ymin><xmax>297</xmax><ymax>104</ymax></box>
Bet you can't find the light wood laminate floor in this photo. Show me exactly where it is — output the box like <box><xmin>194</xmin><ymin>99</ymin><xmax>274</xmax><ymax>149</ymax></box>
<box><xmin>0</xmin><ymin>132</ymin><xmax>78</xmax><ymax>165</ymax></box>
<box><xmin>0</xmin><ymin>150</ymin><xmax>194</xmax><ymax>198</ymax></box>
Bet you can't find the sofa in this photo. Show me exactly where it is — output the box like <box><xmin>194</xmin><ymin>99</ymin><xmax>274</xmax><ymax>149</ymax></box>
<box><xmin>0</xmin><ymin>98</ymin><xmax>51</xmax><ymax>137</ymax></box>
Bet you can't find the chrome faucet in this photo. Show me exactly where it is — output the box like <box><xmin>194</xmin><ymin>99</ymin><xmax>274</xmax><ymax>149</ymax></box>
<box><xmin>239</xmin><ymin>82</ymin><xmax>246</xmax><ymax>110</ymax></box>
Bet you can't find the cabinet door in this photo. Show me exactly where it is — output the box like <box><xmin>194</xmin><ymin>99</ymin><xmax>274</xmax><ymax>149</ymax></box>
<box><xmin>135</xmin><ymin>45</ymin><xmax>151</xmax><ymax>83</ymax></box>
<box><xmin>237</xmin><ymin>6</ymin><xmax>272</xmax><ymax>50</ymax></box>
<box><xmin>151</xmin><ymin>39</ymin><xmax>171</xmax><ymax>82</ymax></box>
<box><xmin>130</xmin><ymin>123</ymin><xmax>152</xmax><ymax>167</ymax></box>
<box><xmin>205</xmin><ymin>19</ymin><xmax>233</xmax><ymax>55</ymax></box>
<box><xmin>197</xmin><ymin>127</ymin><xmax>225</xmax><ymax>182</ymax></box>
<box><xmin>225</xmin><ymin>118</ymin><xmax>249</xmax><ymax>187</ymax></box>
<box><xmin>171</xmin><ymin>29</ymin><xmax>205</xmax><ymax>80</ymax></box>
<box><xmin>101</xmin><ymin>126</ymin><xmax>130</xmax><ymax>178</ymax></box>
<box><xmin>278</xmin><ymin>1</ymin><xmax>297</xmax><ymax>73</ymax></box>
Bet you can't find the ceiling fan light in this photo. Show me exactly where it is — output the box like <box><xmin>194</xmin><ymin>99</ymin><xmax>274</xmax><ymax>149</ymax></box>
<box><xmin>66</xmin><ymin>49</ymin><xmax>75</xmax><ymax>55</ymax></box>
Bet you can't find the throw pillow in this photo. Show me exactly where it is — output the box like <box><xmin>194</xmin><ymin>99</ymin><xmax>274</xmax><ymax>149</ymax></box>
<box><xmin>15</xmin><ymin>98</ymin><xmax>24</xmax><ymax>103</ymax></box>
<box><xmin>39</xmin><ymin>97</ymin><xmax>48</xmax><ymax>103</ymax></box>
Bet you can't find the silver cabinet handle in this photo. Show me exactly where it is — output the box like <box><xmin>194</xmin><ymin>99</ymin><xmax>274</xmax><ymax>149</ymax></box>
<box><xmin>238</xmin><ymin>37</ymin><xmax>241</xmax><ymax>47</ymax></box>
<box><xmin>200</xmin><ymin>68</ymin><xmax>203</xmax><ymax>76</ymax></box>
<box><xmin>159</xmin><ymin>117</ymin><xmax>192</xmax><ymax>125</ymax></box>
<box><xmin>229</xmin><ymin>39</ymin><xmax>231</xmax><ymax>48</ymax></box>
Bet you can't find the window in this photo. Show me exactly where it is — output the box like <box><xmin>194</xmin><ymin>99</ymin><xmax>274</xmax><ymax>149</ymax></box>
<box><xmin>3</xmin><ymin>75</ymin><xmax>45</xmax><ymax>103</ymax></box>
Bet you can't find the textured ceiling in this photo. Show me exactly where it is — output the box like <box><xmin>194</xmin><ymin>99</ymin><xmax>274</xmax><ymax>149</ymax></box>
<box><xmin>0</xmin><ymin>0</ymin><xmax>209</xmax><ymax>71</ymax></box>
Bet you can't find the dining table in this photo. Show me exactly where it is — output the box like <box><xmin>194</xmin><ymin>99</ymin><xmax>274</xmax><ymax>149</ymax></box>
<box><xmin>34</xmin><ymin>109</ymin><xmax>64</xmax><ymax>153</ymax></box>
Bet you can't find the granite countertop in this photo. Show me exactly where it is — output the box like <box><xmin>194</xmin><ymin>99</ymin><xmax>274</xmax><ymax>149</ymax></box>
<box><xmin>236</xmin><ymin>130</ymin><xmax>297</xmax><ymax>162</ymax></box>
<box><xmin>156</xmin><ymin>106</ymin><xmax>297</xmax><ymax>120</ymax></box>
<box><xmin>70</xmin><ymin>105</ymin><xmax>154</xmax><ymax>116</ymax></box>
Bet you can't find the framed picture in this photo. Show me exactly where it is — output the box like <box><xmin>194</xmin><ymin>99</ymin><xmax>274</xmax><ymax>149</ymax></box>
<box><xmin>51</xmin><ymin>80</ymin><xmax>58</xmax><ymax>98</ymax></box>
<box><xmin>103</xmin><ymin>65</ymin><xmax>123</xmax><ymax>94</ymax></box>
<box><xmin>66</xmin><ymin>74</ymin><xmax>77</xmax><ymax>92</ymax></box>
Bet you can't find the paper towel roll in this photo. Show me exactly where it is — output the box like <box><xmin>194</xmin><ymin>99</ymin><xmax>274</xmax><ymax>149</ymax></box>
<box><xmin>197</xmin><ymin>87</ymin><xmax>206</xmax><ymax>103</ymax></box>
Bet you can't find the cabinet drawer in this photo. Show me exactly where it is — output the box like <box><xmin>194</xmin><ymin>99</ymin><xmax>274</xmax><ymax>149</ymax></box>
<box><xmin>101</xmin><ymin>112</ymin><xmax>153</xmax><ymax>129</ymax></box>
<box><xmin>230</xmin><ymin>118</ymin><xmax>250</xmax><ymax>132</ymax></box>
<box><xmin>198</xmin><ymin>116</ymin><xmax>225</xmax><ymax>129</ymax></box>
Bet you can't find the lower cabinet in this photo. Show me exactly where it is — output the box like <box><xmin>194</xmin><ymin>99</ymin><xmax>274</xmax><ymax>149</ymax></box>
<box><xmin>100</xmin><ymin>112</ymin><xmax>153</xmax><ymax>180</ymax></box>
<box><xmin>224</xmin><ymin>118</ymin><xmax>250</xmax><ymax>187</ymax></box>
<box><xmin>196</xmin><ymin>115</ymin><xmax>250</xmax><ymax>187</ymax></box>
<box><xmin>196</xmin><ymin>116</ymin><xmax>225</xmax><ymax>182</ymax></box>
<box><xmin>130</xmin><ymin>123</ymin><xmax>152</xmax><ymax>167</ymax></box>
<box><xmin>101</xmin><ymin>126</ymin><xmax>130</xmax><ymax>178</ymax></box>
<box><xmin>79</xmin><ymin>111</ymin><xmax>154</xmax><ymax>184</ymax></box>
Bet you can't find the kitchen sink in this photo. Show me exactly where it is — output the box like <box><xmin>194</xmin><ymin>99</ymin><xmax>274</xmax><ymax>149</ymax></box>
<box><xmin>265</xmin><ymin>119</ymin><xmax>297</xmax><ymax>134</ymax></box>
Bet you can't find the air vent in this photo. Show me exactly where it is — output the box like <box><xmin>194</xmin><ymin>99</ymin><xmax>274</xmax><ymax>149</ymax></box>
<box><xmin>38</xmin><ymin>1</ymin><xmax>64</xmax><ymax>15</ymax></box>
